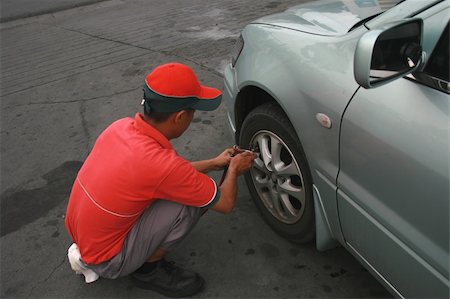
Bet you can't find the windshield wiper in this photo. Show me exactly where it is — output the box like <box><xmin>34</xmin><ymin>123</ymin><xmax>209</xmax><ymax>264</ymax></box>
<box><xmin>348</xmin><ymin>12</ymin><xmax>382</xmax><ymax>32</ymax></box>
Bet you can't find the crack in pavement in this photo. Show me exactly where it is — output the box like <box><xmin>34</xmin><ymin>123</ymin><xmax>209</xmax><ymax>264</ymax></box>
<box><xmin>79</xmin><ymin>101</ymin><xmax>91</xmax><ymax>153</ymax></box>
<box><xmin>3</xmin><ymin>87</ymin><xmax>138</xmax><ymax>109</ymax></box>
<box><xmin>48</xmin><ymin>23</ymin><xmax>224</xmax><ymax>78</ymax></box>
<box><xmin>1</xmin><ymin>83</ymin><xmax>131</xmax><ymax>152</ymax></box>
<box><xmin>26</xmin><ymin>256</ymin><xmax>67</xmax><ymax>299</ymax></box>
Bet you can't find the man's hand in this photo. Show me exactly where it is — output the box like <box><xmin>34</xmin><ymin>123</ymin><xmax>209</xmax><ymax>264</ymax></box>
<box><xmin>229</xmin><ymin>151</ymin><xmax>257</xmax><ymax>175</ymax></box>
<box><xmin>212</xmin><ymin>147</ymin><xmax>235</xmax><ymax>170</ymax></box>
<box><xmin>192</xmin><ymin>146</ymin><xmax>257</xmax><ymax>174</ymax></box>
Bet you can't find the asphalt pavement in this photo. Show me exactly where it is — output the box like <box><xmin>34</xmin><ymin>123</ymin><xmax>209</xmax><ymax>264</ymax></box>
<box><xmin>0</xmin><ymin>0</ymin><xmax>107</xmax><ymax>22</ymax></box>
<box><xmin>0</xmin><ymin>0</ymin><xmax>392</xmax><ymax>298</ymax></box>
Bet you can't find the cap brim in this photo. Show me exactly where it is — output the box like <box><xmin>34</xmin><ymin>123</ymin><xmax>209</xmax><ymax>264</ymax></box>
<box><xmin>190</xmin><ymin>93</ymin><xmax>222</xmax><ymax>111</ymax></box>
<box><xmin>190</xmin><ymin>85</ymin><xmax>222</xmax><ymax>111</ymax></box>
<box><xmin>199</xmin><ymin>85</ymin><xmax>222</xmax><ymax>100</ymax></box>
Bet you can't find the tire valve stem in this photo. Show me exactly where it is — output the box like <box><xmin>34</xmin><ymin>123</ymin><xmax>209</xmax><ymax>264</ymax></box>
<box><xmin>232</xmin><ymin>144</ymin><xmax>260</xmax><ymax>156</ymax></box>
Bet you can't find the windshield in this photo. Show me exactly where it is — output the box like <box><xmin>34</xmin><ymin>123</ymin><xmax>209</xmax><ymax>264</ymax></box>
<box><xmin>348</xmin><ymin>0</ymin><xmax>404</xmax><ymax>32</ymax></box>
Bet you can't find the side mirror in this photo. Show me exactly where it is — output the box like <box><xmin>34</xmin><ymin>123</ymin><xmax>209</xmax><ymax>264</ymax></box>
<box><xmin>354</xmin><ymin>19</ymin><xmax>424</xmax><ymax>89</ymax></box>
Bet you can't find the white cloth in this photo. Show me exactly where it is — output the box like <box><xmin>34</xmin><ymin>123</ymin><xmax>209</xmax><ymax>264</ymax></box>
<box><xmin>67</xmin><ymin>243</ymin><xmax>99</xmax><ymax>283</ymax></box>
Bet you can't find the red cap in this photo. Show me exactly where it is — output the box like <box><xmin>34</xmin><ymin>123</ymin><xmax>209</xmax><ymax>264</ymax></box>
<box><xmin>146</xmin><ymin>62</ymin><xmax>221</xmax><ymax>98</ymax></box>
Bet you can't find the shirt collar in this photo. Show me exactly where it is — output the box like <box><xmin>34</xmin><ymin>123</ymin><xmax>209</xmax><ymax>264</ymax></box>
<box><xmin>133</xmin><ymin>113</ymin><xmax>173</xmax><ymax>150</ymax></box>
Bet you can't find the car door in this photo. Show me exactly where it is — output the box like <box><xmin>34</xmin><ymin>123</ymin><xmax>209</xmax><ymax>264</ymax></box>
<box><xmin>336</xmin><ymin>16</ymin><xmax>449</xmax><ymax>299</ymax></box>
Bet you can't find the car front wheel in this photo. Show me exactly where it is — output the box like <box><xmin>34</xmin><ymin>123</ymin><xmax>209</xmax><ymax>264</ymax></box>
<box><xmin>239</xmin><ymin>102</ymin><xmax>315</xmax><ymax>243</ymax></box>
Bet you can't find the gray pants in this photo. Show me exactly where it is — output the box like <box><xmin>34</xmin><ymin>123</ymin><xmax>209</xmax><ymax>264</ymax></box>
<box><xmin>88</xmin><ymin>200</ymin><xmax>204</xmax><ymax>279</ymax></box>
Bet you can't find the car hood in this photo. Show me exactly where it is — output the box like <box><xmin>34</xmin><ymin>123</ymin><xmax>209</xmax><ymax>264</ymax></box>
<box><xmin>252</xmin><ymin>0</ymin><xmax>395</xmax><ymax>36</ymax></box>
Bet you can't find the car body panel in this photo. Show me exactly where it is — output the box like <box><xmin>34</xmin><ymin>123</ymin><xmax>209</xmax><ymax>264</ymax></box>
<box><xmin>338</xmin><ymin>78</ymin><xmax>449</xmax><ymax>297</ymax></box>
<box><xmin>233</xmin><ymin>24</ymin><xmax>363</xmax><ymax>175</ymax></box>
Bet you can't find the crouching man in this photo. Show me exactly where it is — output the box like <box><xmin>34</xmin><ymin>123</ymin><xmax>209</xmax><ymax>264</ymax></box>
<box><xmin>65</xmin><ymin>62</ymin><xmax>256</xmax><ymax>297</ymax></box>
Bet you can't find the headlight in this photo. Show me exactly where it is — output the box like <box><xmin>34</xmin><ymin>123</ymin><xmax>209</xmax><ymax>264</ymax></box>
<box><xmin>231</xmin><ymin>34</ymin><xmax>244</xmax><ymax>67</ymax></box>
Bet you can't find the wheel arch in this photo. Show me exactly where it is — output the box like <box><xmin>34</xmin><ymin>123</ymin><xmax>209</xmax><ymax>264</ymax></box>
<box><xmin>234</xmin><ymin>84</ymin><xmax>285</xmax><ymax>143</ymax></box>
<box><xmin>234</xmin><ymin>83</ymin><xmax>311</xmax><ymax>174</ymax></box>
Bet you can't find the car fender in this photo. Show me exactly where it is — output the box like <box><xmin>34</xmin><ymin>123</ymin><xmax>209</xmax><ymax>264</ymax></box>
<box><xmin>233</xmin><ymin>24</ymin><xmax>366</xmax><ymax>246</ymax></box>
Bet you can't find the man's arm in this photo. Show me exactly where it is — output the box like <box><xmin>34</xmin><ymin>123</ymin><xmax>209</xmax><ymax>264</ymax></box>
<box><xmin>211</xmin><ymin>152</ymin><xmax>256</xmax><ymax>214</ymax></box>
<box><xmin>190</xmin><ymin>148</ymin><xmax>234</xmax><ymax>173</ymax></box>
<box><xmin>190</xmin><ymin>159</ymin><xmax>219</xmax><ymax>173</ymax></box>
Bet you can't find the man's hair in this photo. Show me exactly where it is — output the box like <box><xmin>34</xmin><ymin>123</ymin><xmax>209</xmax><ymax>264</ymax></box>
<box><xmin>143</xmin><ymin>105</ymin><xmax>174</xmax><ymax>123</ymax></box>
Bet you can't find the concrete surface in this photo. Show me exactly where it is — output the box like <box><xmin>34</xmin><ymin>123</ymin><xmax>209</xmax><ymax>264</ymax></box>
<box><xmin>0</xmin><ymin>0</ymin><xmax>392</xmax><ymax>298</ymax></box>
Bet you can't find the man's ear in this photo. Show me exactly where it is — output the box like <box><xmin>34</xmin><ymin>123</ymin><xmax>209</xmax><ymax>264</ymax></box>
<box><xmin>172</xmin><ymin>110</ymin><xmax>186</xmax><ymax>124</ymax></box>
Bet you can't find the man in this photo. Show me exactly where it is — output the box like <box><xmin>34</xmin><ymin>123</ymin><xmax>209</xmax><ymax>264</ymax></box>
<box><xmin>65</xmin><ymin>62</ymin><xmax>256</xmax><ymax>297</ymax></box>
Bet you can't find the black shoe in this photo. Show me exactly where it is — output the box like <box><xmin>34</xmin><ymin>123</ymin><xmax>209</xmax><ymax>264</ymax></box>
<box><xmin>131</xmin><ymin>259</ymin><xmax>204</xmax><ymax>298</ymax></box>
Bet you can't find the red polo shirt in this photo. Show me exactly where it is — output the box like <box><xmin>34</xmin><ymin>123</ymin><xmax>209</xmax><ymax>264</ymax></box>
<box><xmin>65</xmin><ymin>113</ymin><xmax>220</xmax><ymax>265</ymax></box>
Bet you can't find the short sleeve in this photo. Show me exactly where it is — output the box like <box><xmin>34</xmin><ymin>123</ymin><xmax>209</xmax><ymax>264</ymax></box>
<box><xmin>155</xmin><ymin>157</ymin><xmax>220</xmax><ymax>208</ymax></box>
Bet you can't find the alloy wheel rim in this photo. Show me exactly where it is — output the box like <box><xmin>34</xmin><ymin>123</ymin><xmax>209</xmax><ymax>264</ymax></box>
<box><xmin>249</xmin><ymin>130</ymin><xmax>305</xmax><ymax>224</ymax></box>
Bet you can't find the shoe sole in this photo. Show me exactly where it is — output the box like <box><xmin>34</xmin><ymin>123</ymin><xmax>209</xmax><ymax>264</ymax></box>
<box><xmin>131</xmin><ymin>274</ymin><xmax>205</xmax><ymax>298</ymax></box>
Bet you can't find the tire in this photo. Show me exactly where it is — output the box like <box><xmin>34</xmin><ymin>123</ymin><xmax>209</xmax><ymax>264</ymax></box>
<box><xmin>239</xmin><ymin>102</ymin><xmax>315</xmax><ymax>243</ymax></box>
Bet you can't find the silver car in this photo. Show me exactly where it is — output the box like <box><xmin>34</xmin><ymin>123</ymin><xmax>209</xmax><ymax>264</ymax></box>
<box><xmin>223</xmin><ymin>0</ymin><xmax>449</xmax><ymax>297</ymax></box>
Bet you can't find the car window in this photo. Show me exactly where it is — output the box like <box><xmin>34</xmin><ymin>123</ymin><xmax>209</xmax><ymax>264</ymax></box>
<box><xmin>411</xmin><ymin>21</ymin><xmax>449</xmax><ymax>94</ymax></box>
<box><xmin>423</xmin><ymin>22</ymin><xmax>449</xmax><ymax>82</ymax></box>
